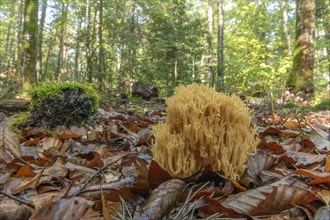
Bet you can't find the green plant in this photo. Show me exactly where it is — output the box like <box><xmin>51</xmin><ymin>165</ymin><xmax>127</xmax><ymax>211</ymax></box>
<box><xmin>129</xmin><ymin>96</ymin><xmax>143</xmax><ymax>104</ymax></box>
<box><xmin>312</xmin><ymin>98</ymin><xmax>330</xmax><ymax>111</ymax></box>
<box><xmin>7</xmin><ymin>112</ymin><xmax>31</xmax><ymax>133</ymax></box>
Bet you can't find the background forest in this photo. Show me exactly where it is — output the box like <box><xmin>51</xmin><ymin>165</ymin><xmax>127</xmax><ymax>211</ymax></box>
<box><xmin>0</xmin><ymin>0</ymin><xmax>329</xmax><ymax>101</ymax></box>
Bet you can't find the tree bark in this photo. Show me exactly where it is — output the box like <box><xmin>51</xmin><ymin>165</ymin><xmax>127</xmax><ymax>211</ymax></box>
<box><xmin>287</xmin><ymin>0</ymin><xmax>315</xmax><ymax>94</ymax></box>
<box><xmin>97</xmin><ymin>0</ymin><xmax>105</xmax><ymax>91</ymax></box>
<box><xmin>36</xmin><ymin>0</ymin><xmax>47</xmax><ymax>80</ymax></box>
<box><xmin>207</xmin><ymin>0</ymin><xmax>214</xmax><ymax>87</ymax></box>
<box><xmin>281</xmin><ymin>0</ymin><xmax>292</xmax><ymax>56</ymax></box>
<box><xmin>22</xmin><ymin>0</ymin><xmax>38</xmax><ymax>92</ymax></box>
<box><xmin>217</xmin><ymin>0</ymin><xmax>224</xmax><ymax>91</ymax></box>
<box><xmin>55</xmin><ymin>2</ymin><xmax>68</xmax><ymax>81</ymax></box>
<box><xmin>86</xmin><ymin>0</ymin><xmax>93</xmax><ymax>83</ymax></box>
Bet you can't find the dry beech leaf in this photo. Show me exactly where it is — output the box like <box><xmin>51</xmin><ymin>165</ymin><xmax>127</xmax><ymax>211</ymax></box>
<box><xmin>12</xmin><ymin>169</ymin><xmax>43</xmax><ymax>194</ymax></box>
<box><xmin>326</xmin><ymin>155</ymin><xmax>330</xmax><ymax>172</ymax></box>
<box><xmin>148</xmin><ymin>160</ymin><xmax>173</xmax><ymax>188</ymax></box>
<box><xmin>257</xmin><ymin>136</ymin><xmax>285</xmax><ymax>154</ymax></box>
<box><xmin>29</xmin><ymin>197</ymin><xmax>102</xmax><ymax>220</ymax></box>
<box><xmin>133</xmin><ymin>179</ymin><xmax>186</xmax><ymax>220</ymax></box>
<box><xmin>221</xmin><ymin>176</ymin><xmax>321</xmax><ymax>216</ymax></box>
<box><xmin>0</xmin><ymin>197</ymin><xmax>32</xmax><ymax>220</ymax></box>
<box><xmin>16</xmin><ymin>164</ymin><xmax>36</xmax><ymax>177</ymax></box>
<box><xmin>43</xmin><ymin>161</ymin><xmax>69</xmax><ymax>178</ymax></box>
<box><xmin>0</xmin><ymin>125</ymin><xmax>20</xmax><ymax>162</ymax></box>
<box><xmin>283</xmin><ymin>120</ymin><xmax>300</xmax><ymax>130</ymax></box>
<box><xmin>307</xmin><ymin>127</ymin><xmax>330</xmax><ymax>150</ymax></box>
<box><xmin>38</xmin><ymin>137</ymin><xmax>65</xmax><ymax>158</ymax></box>
<box><xmin>247</xmin><ymin>150</ymin><xmax>277</xmax><ymax>183</ymax></box>
<box><xmin>282</xmin><ymin>151</ymin><xmax>326</xmax><ymax>167</ymax></box>
<box><xmin>293</xmin><ymin>169</ymin><xmax>330</xmax><ymax>186</ymax></box>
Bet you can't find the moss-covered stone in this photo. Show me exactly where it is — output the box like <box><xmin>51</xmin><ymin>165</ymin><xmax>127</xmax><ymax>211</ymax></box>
<box><xmin>29</xmin><ymin>82</ymin><xmax>99</xmax><ymax>128</ymax></box>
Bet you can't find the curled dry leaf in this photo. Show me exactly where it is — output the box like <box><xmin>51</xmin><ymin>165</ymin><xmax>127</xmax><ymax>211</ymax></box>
<box><xmin>282</xmin><ymin>151</ymin><xmax>326</xmax><ymax>168</ymax></box>
<box><xmin>38</xmin><ymin>137</ymin><xmax>65</xmax><ymax>158</ymax></box>
<box><xmin>0</xmin><ymin>125</ymin><xmax>20</xmax><ymax>163</ymax></box>
<box><xmin>293</xmin><ymin>169</ymin><xmax>330</xmax><ymax>186</ymax></box>
<box><xmin>133</xmin><ymin>179</ymin><xmax>186</xmax><ymax>220</ymax></box>
<box><xmin>221</xmin><ymin>176</ymin><xmax>321</xmax><ymax>216</ymax></box>
<box><xmin>12</xmin><ymin>169</ymin><xmax>43</xmax><ymax>194</ymax></box>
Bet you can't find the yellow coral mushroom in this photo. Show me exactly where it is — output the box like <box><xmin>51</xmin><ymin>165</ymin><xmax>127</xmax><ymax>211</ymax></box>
<box><xmin>152</xmin><ymin>84</ymin><xmax>257</xmax><ymax>180</ymax></box>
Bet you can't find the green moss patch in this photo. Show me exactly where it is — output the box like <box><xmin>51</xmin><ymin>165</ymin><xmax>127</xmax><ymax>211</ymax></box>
<box><xmin>29</xmin><ymin>82</ymin><xmax>100</xmax><ymax>128</ymax></box>
<box><xmin>7</xmin><ymin>112</ymin><xmax>31</xmax><ymax>134</ymax></box>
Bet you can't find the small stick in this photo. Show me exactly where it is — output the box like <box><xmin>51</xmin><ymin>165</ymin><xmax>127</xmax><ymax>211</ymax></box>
<box><xmin>72</xmin><ymin>153</ymin><xmax>130</xmax><ymax>196</ymax></box>
<box><xmin>0</xmin><ymin>190</ymin><xmax>35</xmax><ymax>209</ymax></box>
<box><xmin>5</xmin><ymin>146</ymin><xmax>39</xmax><ymax>170</ymax></box>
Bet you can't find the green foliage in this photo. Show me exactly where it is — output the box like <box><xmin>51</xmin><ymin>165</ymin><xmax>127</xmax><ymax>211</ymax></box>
<box><xmin>312</xmin><ymin>99</ymin><xmax>330</xmax><ymax>111</ymax></box>
<box><xmin>129</xmin><ymin>96</ymin><xmax>143</xmax><ymax>104</ymax></box>
<box><xmin>29</xmin><ymin>82</ymin><xmax>100</xmax><ymax>128</ymax></box>
<box><xmin>7</xmin><ymin>112</ymin><xmax>31</xmax><ymax>133</ymax></box>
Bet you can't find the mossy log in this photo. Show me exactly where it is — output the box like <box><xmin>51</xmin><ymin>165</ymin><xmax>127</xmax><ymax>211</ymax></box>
<box><xmin>0</xmin><ymin>99</ymin><xmax>30</xmax><ymax>112</ymax></box>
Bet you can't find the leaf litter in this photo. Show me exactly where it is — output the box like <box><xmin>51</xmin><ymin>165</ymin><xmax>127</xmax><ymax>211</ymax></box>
<box><xmin>0</xmin><ymin>100</ymin><xmax>329</xmax><ymax>219</ymax></box>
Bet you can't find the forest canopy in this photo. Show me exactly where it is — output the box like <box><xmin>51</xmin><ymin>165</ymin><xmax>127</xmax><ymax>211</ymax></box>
<box><xmin>0</xmin><ymin>0</ymin><xmax>329</xmax><ymax>100</ymax></box>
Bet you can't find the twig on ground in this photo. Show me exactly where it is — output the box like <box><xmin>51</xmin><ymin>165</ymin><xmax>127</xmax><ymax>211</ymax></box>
<box><xmin>0</xmin><ymin>190</ymin><xmax>35</xmax><ymax>209</ymax></box>
<box><xmin>72</xmin><ymin>153</ymin><xmax>130</xmax><ymax>196</ymax></box>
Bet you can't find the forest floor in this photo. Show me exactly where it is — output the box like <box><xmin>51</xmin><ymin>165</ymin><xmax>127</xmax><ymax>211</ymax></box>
<box><xmin>0</xmin><ymin>97</ymin><xmax>329</xmax><ymax>219</ymax></box>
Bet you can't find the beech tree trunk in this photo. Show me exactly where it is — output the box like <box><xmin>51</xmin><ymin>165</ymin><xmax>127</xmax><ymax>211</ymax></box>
<box><xmin>281</xmin><ymin>0</ymin><xmax>291</xmax><ymax>55</ymax></box>
<box><xmin>287</xmin><ymin>0</ymin><xmax>315</xmax><ymax>94</ymax></box>
<box><xmin>22</xmin><ymin>0</ymin><xmax>38</xmax><ymax>92</ymax></box>
<box><xmin>217</xmin><ymin>0</ymin><xmax>224</xmax><ymax>91</ymax></box>
<box><xmin>36</xmin><ymin>0</ymin><xmax>47</xmax><ymax>80</ymax></box>
<box><xmin>207</xmin><ymin>0</ymin><xmax>214</xmax><ymax>87</ymax></box>
<box><xmin>97</xmin><ymin>0</ymin><xmax>105</xmax><ymax>91</ymax></box>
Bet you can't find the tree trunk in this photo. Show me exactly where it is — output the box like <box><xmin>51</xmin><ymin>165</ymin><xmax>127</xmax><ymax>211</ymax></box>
<box><xmin>55</xmin><ymin>2</ymin><xmax>68</xmax><ymax>81</ymax></box>
<box><xmin>287</xmin><ymin>0</ymin><xmax>315</xmax><ymax>95</ymax></box>
<box><xmin>22</xmin><ymin>0</ymin><xmax>38</xmax><ymax>92</ymax></box>
<box><xmin>74</xmin><ymin>17</ymin><xmax>82</xmax><ymax>81</ymax></box>
<box><xmin>36</xmin><ymin>0</ymin><xmax>47</xmax><ymax>80</ymax></box>
<box><xmin>207</xmin><ymin>0</ymin><xmax>214</xmax><ymax>87</ymax></box>
<box><xmin>281</xmin><ymin>0</ymin><xmax>291</xmax><ymax>56</ymax></box>
<box><xmin>217</xmin><ymin>0</ymin><xmax>224</xmax><ymax>91</ymax></box>
<box><xmin>14</xmin><ymin>0</ymin><xmax>24</xmax><ymax>81</ymax></box>
<box><xmin>86</xmin><ymin>0</ymin><xmax>93</xmax><ymax>83</ymax></box>
<box><xmin>97</xmin><ymin>0</ymin><xmax>105</xmax><ymax>91</ymax></box>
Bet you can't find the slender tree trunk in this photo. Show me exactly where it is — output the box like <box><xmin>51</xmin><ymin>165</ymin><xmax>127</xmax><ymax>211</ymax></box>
<box><xmin>207</xmin><ymin>0</ymin><xmax>214</xmax><ymax>87</ymax></box>
<box><xmin>281</xmin><ymin>0</ymin><xmax>291</xmax><ymax>56</ymax></box>
<box><xmin>43</xmin><ymin>30</ymin><xmax>54</xmax><ymax>80</ymax></box>
<box><xmin>14</xmin><ymin>0</ymin><xmax>24</xmax><ymax>79</ymax></box>
<box><xmin>217</xmin><ymin>0</ymin><xmax>224</xmax><ymax>91</ymax></box>
<box><xmin>74</xmin><ymin>17</ymin><xmax>82</xmax><ymax>81</ymax></box>
<box><xmin>86</xmin><ymin>0</ymin><xmax>93</xmax><ymax>83</ymax></box>
<box><xmin>97</xmin><ymin>0</ymin><xmax>105</xmax><ymax>91</ymax></box>
<box><xmin>287</xmin><ymin>0</ymin><xmax>315</xmax><ymax>95</ymax></box>
<box><xmin>174</xmin><ymin>53</ymin><xmax>178</xmax><ymax>86</ymax></box>
<box><xmin>22</xmin><ymin>0</ymin><xmax>38</xmax><ymax>92</ymax></box>
<box><xmin>36</xmin><ymin>0</ymin><xmax>47</xmax><ymax>81</ymax></box>
<box><xmin>55</xmin><ymin>2</ymin><xmax>68</xmax><ymax>81</ymax></box>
